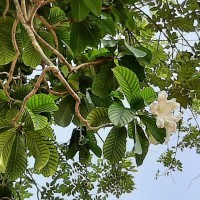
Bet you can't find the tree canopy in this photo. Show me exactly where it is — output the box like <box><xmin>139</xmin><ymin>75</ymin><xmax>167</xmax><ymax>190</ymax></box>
<box><xmin>0</xmin><ymin>0</ymin><xmax>199</xmax><ymax>199</ymax></box>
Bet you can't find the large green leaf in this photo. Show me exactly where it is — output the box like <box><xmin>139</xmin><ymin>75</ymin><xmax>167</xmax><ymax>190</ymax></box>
<box><xmin>108</xmin><ymin>102</ymin><xmax>135</xmax><ymax>127</ymax></box>
<box><xmin>54</xmin><ymin>96</ymin><xmax>75</xmax><ymax>127</ymax></box>
<box><xmin>5</xmin><ymin>134</ymin><xmax>27</xmax><ymax>180</ymax></box>
<box><xmin>70</xmin><ymin>21</ymin><xmax>100</xmax><ymax>53</ymax></box>
<box><xmin>92</xmin><ymin>63</ymin><xmax>115</xmax><ymax>98</ymax></box>
<box><xmin>112</xmin><ymin>66</ymin><xmax>140</xmax><ymax>103</ymax></box>
<box><xmin>83</xmin><ymin>0</ymin><xmax>102</xmax><ymax>16</ymax></box>
<box><xmin>140</xmin><ymin>87</ymin><xmax>156</xmax><ymax>105</ymax></box>
<box><xmin>86</xmin><ymin>108</ymin><xmax>110</xmax><ymax>127</ymax></box>
<box><xmin>0</xmin><ymin>17</ymin><xmax>15</xmax><ymax>65</ymax></box>
<box><xmin>27</xmin><ymin>94</ymin><xmax>58</xmax><ymax>114</ymax></box>
<box><xmin>134</xmin><ymin>125</ymin><xmax>149</xmax><ymax>166</ymax></box>
<box><xmin>41</xmin><ymin>142</ymin><xmax>58</xmax><ymax>177</ymax></box>
<box><xmin>87</xmin><ymin>141</ymin><xmax>102</xmax><ymax>158</ymax></box>
<box><xmin>139</xmin><ymin>115</ymin><xmax>166</xmax><ymax>144</ymax></box>
<box><xmin>103</xmin><ymin>127</ymin><xmax>127</xmax><ymax>164</ymax></box>
<box><xmin>25</xmin><ymin>130</ymin><xmax>50</xmax><ymax>170</ymax></box>
<box><xmin>70</xmin><ymin>0</ymin><xmax>90</xmax><ymax>21</ymax></box>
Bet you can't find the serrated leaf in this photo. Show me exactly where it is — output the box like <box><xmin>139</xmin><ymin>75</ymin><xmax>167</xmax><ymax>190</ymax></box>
<box><xmin>41</xmin><ymin>142</ymin><xmax>58</xmax><ymax>177</ymax></box>
<box><xmin>139</xmin><ymin>115</ymin><xmax>166</xmax><ymax>144</ymax></box>
<box><xmin>103</xmin><ymin>127</ymin><xmax>127</xmax><ymax>164</ymax></box>
<box><xmin>48</xmin><ymin>6</ymin><xmax>66</xmax><ymax>24</ymax></box>
<box><xmin>130</xmin><ymin>92</ymin><xmax>144</xmax><ymax>110</ymax></box>
<box><xmin>86</xmin><ymin>108</ymin><xmax>110</xmax><ymax>127</ymax></box>
<box><xmin>0</xmin><ymin>118</ymin><xmax>12</xmax><ymax>133</ymax></box>
<box><xmin>27</xmin><ymin>94</ymin><xmax>58</xmax><ymax>114</ymax></box>
<box><xmin>11</xmin><ymin>85</ymin><xmax>32</xmax><ymax>100</ymax></box>
<box><xmin>5</xmin><ymin>134</ymin><xmax>27</xmax><ymax>180</ymax></box>
<box><xmin>112</xmin><ymin>66</ymin><xmax>140</xmax><ymax>104</ymax></box>
<box><xmin>54</xmin><ymin>96</ymin><xmax>75</xmax><ymax>127</ymax></box>
<box><xmin>140</xmin><ymin>87</ymin><xmax>156</xmax><ymax>104</ymax></box>
<box><xmin>25</xmin><ymin>130</ymin><xmax>50</xmax><ymax>170</ymax></box>
<box><xmin>108</xmin><ymin>102</ymin><xmax>135</xmax><ymax>127</ymax></box>
<box><xmin>70</xmin><ymin>0</ymin><xmax>90</xmax><ymax>21</ymax></box>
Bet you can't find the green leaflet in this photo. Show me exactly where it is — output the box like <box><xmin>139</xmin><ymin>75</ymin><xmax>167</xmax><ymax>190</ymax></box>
<box><xmin>54</xmin><ymin>96</ymin><xmax>75</xmax><ymax>127</ymax></box>
<box><xmin>112</xmin><ymin>66</ymin><xmax>140</xmax><ymax>104</ymax></box>
<box><xmin>108</xmin><ymin>102</ymin><xmax>135</xmax><ymax>127</ymax></box>
<box><xmin>41</xmin><ymin>142</ymin><xmax>58</xmax><ymax>177</ymax></box>
<box><xmin>25</xmin><ymin>130</ymin><xmax>50</xmax><ymax>170</ymax></box>
<box><xmin>27</xmin><ymin>94</ymin><xmax>58</xmax><ymax>114</ymax></box>
<box><xmin>5</xmin><ymin>134</ymin><xmax>27</xmax><ymax>180</ymax></box>
<box><xmin>86</xmin><ymin>108</ymin><xmax>110</xmax><ymax>127</ymax></box>
<box><xmin>83</xmin><ymin>0</ymin><xmax>102</xmax><ymax>16</ymax></box>
<box><xmin>70</xmin><ymin>0</ymin><xmax>90</xmax><ymax>21</ymax></box>
<box><xmin>70</xmin><ymin>21</ymin><xmax>100</xmax><ymax>53</ymax></box>
<box><xmin>140</xmin><ymin>87</ymin><xmax>156</xmax><ymax>105</ymax></box>
<box><xmin>103</xmin><ymin>127</ymin><xmax>127</xmax><ymax>164</ymax></box>
<box><xmin>0</xmin><ymin>17</ymin><xmax>15</xmax><ymax>65</ymax></box>
<box><xmin>139</xmin><ymin>115</ymin><xmax>166</xmax><ymax>144</ymax></box>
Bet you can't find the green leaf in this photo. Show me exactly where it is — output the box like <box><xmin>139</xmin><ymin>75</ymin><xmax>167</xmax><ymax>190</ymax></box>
<box><xmin>27</xmin><ymin>94</ymin><xmax>58</xmax><ymax>114</ymax></box>
<box><xmin>125</xmin><ymin>42</ymin><xmax>147</xmax><ymax>58</ymax></box>
<box><xmin>70</xmin><ymin>21</ymin><xmax>100</xmax><ymax>53</ymax></box>
<box><xmin>0</xmin><ymin>89</ymin><xmax>9</xmax><ymax>102</ymax></box>
<box><xmin>108</xmin><ymin>102</ymin><xmax>135</xmax><ymax>127</ymax></box>
<box><xmin>103</xmin><ymin>127</ymin><xmax>127</xmax><ymax>164</ymax></box>
<box><xmin>83</xmin><ymin>0</ymin><xmax>102</xmax><ymax>16</ymax></box>
<box><xmin>119</xmin><ymin>55</ymin><xmax>145</xmax><ymax>82</ymax></box>
<box><xmin>86</xmin><ymin>108</ymin><xmax>110</xmax><ymax>127</ymax></box>
<box><xmin>112</xmin><ymin>66</ymin><xmax>140</xmax><ymax>104</ymax></box>
<box><xmin>22</xmin><ymin>40</ymin><xmax>41</xmax><ymax>69</ymax></box>
<box><xmin>92</xmin><ymin>62</ymin><xmax>115</xmax><ymax>98</ymax></box>
<box><xmin>70</xmin><ymin>0</ymin><xmax>90</xmax><ymax>21</ymax></box>
<box><xmin>26</xmin><ymin>108</ymin><xmax>48</xmax><ymax>131</ymax></box>
<box><xmin>139</xmin><ymin>115</ymin><xmax>166</xmax><ymax>144</ymax></box>
<box><xmin>25</xmin><ymin>130</ymin><xmax>50</xmax><ymax>170</ymax></box>
<box><xmin>79</xmin><ymin>146</ymin><xmax>90</xmax><ymax>164</ymax></box>
<box><xmin>48</xmin><ymin>6</ymin><xmax>66</xmax><ymax>24</ymax></box>
<box><xmin>140</xmin><ymin>87</ymin><xmax>156</xmax><ymax>104</ymax></box>
<box><xmin>41</xmin><ymin>142</ymin><xmax>58</xmax><ymax>177</ymax></box>
<box><xmin>90</xmin><ymin>15</ymin><xmax>116</xmax><ymax>36</ymax></box>
<box><xmin>11</xmin><ymin>85</ymin><xmax>32</xmax><ymax>100</ymax></box>
<box><xmin>0</xmin><ymin>129</ymin><xmax>16</xmax><ymax>173</ymax></box>
<box><xmin>54</xmin><ymin>96</ymin><xmax>75</xmax><ymax>127</ymax></box>
<box><xmin>87</xmin><ymin>141</ymin><xmax>102</xmax><ymax>157</ymax></box>
<box><xmin>5</xmin><ymin>134</ymin><xmax>27</xmax><ymax>180</ymax></box>
<box><xmin>0</xmin><ymin>17</ymin><xmax>15</xmax><ymax>65</ymax></box>
<box><xmin>134</xmin><ymin>125</ymin><xmax>149</xmax><ymax>166</ymax></box>
<box><xmin>0</xmin><ymin>118</ymin><xmax>12</xmax><ymax>133</ymax></box>
<box><xmin>130</xmin><ymin>92</ymin><xmax>144</xmax><ymax>110</ymax></box>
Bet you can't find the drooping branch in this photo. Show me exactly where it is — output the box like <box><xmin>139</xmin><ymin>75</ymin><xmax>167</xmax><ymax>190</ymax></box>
<box><xmin>2</xmin><ymin>0</ymin><xmax>9</xmax><ymax>19</ymax></box>
<box><xmin>4</xmin><ymin>19</ymin><xmax>20</xmax><ymax>100</ymax></box>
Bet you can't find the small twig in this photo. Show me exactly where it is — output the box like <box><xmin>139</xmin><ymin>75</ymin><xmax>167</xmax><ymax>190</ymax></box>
<box><xmin>188</xmin><ymin>174</ymin><xmax>200</xmax><ymax>189</ymax></box>
<box><xmin>73</xmin><ymin>57</ymin><xmax>114</xmax><ymax>71</ymax></box>
<box><xmin>28</xmin><ymin>0</ymin><xmax>43</xmax><ymax>24</ymax></box>
<box><xmin>2</xmin><ymin>0</ymin><xmax>9</xmax><ymax>19</ymax></box>
<box><xmin>189</xmin><ymin>106</ymin><xmax>200</xmax><ymax>130</ymax></box>
<box><xmin>36</xmin><ymin>14</ymin><xmax>59</xmax><ymax>50</ymax></box>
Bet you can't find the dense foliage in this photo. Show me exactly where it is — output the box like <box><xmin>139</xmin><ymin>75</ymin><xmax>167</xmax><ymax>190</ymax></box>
<box><xmin>0</xmin><ymin>0</ymin><xmax>199</xmax><ymax>199</ymax></box>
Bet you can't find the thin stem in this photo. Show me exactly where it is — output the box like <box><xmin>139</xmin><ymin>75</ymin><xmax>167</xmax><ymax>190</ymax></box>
<box><xmin>2</xmin><ymin>0</ymin><xmax>9</xmax><ymax>19</ymax></box>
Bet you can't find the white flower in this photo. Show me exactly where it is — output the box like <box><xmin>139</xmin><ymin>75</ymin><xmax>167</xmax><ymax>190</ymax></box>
<box><xmin>149</xmin><ymin>91</ymin><xmax>182</xmax><ymax>144</ymax></box>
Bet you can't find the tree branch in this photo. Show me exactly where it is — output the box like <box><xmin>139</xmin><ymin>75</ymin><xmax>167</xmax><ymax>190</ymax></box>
<box><xmin>2</xmin><ymin>0</ymin><xmax>9</xmax><ymax>19</ymax></box>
